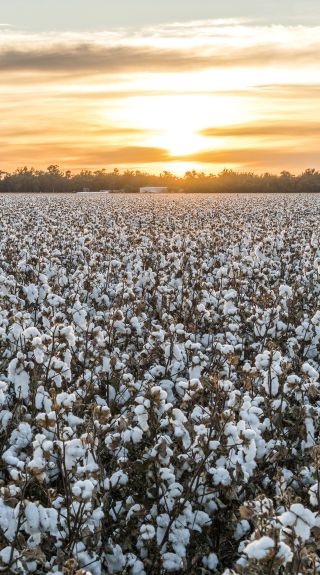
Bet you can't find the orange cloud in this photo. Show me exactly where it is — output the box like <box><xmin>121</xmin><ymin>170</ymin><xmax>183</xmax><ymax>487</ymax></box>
<box><xmin>201</xmin><ymin>122</ymin><xmax>320</xmax><ymax>138</ymax></box>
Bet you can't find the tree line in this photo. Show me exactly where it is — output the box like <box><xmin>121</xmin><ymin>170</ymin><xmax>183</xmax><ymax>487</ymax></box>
<box><xmin>1</xmin><ymin>165</ymin><xmax>320</xmax><ymax>193</ymax></box>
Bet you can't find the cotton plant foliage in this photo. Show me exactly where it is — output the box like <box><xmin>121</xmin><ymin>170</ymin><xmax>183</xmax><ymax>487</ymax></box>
<box><xmin>0</xmin><ymin>193</ymin><xmax>320</xmax><ymax>574</ymax></box>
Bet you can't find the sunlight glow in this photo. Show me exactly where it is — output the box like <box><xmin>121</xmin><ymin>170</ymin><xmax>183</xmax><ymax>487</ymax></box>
<box><xmin>107</xmin><ymin>93</ymin><xmax>245</xmax><ymax>157</ymax></box>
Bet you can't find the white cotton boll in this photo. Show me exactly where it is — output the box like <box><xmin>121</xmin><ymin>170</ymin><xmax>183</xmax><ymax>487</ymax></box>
<box><xmin>67</xmin><ymin>413</ymin><xmax>84</xmax><ymax>428</ymax></box>
<box><xmin>279</xmin><ymin>503</ymin><xmax>316</xmax><ymax>542</ymax></box>
<box><xmin>223</xmin><ymin>289</ymin><xmax>238</xmax><ymax>301</ymax></box>
<box><xmin>72</xmin><ymin>479</ymin><xmax>95</xmax><ymax>500</ymax></box>
<box><xmin>255</xmin><ymin>351</ymin><xmax>270</xmax><ymax>370</ymax></box>
<box><xmin>0</xmin><ymin>546</ymin><xmax>20</xmax><ymax>565</ymax></box>
<box><xmin>276</xmin><ymin>542</ymin><xmax>293</xmax><ymax>565</ymax></box>
<box><xmin>56</xmin><ymin>392</ymin><xmax>76</xmax><ymax>408</ymax></box>
<box><xmin>162</xmin><ymin>552</ymin><xmax>183</xmax><ymax>571</ymax></box>
<box><xmin>192</xmin><ymin>510</ymin><xmax>211</xmax><ymax>532</ymax></box>
<box><xmin>24</xmin><ymin>327</ymin><xmax>40</xmax><ymax>339</ymax></box>
<box><xmin>38</xmin><ymin>506</ymin><xmax>58</xmax><ymax>534</ymax></box>
<box><xmin>160</xmin><ymin>468</ymin><xmax>175</xmax><ymax>484</ymax></box>
<box><xmin>134</xmin><ymin>404</ymin><xmax>149</xmax><ymax>431</ymax></box>
<box><xmin>279</xmin><ymin>284</ymin><xmax>293</xmax><ymax>298</ymax></box>
<box><xmin>171</xmin><ymin>408</ymin><xmax>187</xmax><ymax>424</ymax></box>
<box><xmin>140</xmin><ymin>524</ymin><xmax>155</xmax><ymax>541</ymax></box>
<box><xmin>122</xmin><ymin>426</ymin><xmax>143</xmax><ymax>444</ymax></box>
<box><xmin>25</xmin><ymin>503</ymin><xmax>40</xmax><ymax>532</ymax></box>
<box><xmin>234</xmin><ymin>520</ymin><xmax>250</xmax><ymax>540</ymax></box>
<box><xmin>105</xmin><ymin>543</ymin><xmax>126</xmax><ymax>574</ymax></box>
<box><xmin>223</xmin><ymin>301</ymin><xmax>238</xmax><ymax>315</ymax></box>
<box><xmin>126</xmin><ymin>554</ymin><xmax>146</xmax><ymax>575</ymax></box>
<box><xmin>302</xmin><ymin>362</ymin><xmax>319</xmax><ymax>381</ymax></box>
<box><xmin>10</xmin><ymin>422</ymin><xmax>32</xmax><ymax>448</ymax></box>
<box><xmin>151</xmin><ymin>386</ymin><xmax>167</xmax><ymax>402</ymax></box>
<box><xmin>202</xmin><ymin>552</ymin><xmax>219</xmax><ymax>571</ymax></box>
<box><xmin>23</xmin><ymin>283</ymin><xmax>39</xmax><ymax>304</ymax></box>
<box><xmin>64</xmin><ymin>438</ymin><xmax>85</xmax><ymax>470</ymax></box>
<box><xmin>59</xmin><ymin>325</ymin><xmax>76</xmax><ymax>346</ymax></box>
<box><xmin>33</xmin><ymin>346</ymin><xmax>44</xmax><ymax>364</ymax></box>
<box><xmin>311</xmin><ymin>310</ymin><xmax>320</xmax><ymax>325</ymax></box>
<box><xmin>309</xmin><ymin>483</ymin><xmax>319</xmax><ymax>507</ymax></box>
<box><xmin>47</xmin><ymin>293</ymin><xmax>65</xmax><ymax>306</ymax></box>
<box><xmin>8</xmin><ymin>359</ymin><xmax>30</xmax><ymax>400</ymax></box>
<box><xmin>126</xmin><ymin>504</ymin><xmax>144</xmax><ymax>521</ymax></box>
<box><xmin>0</xmin><ymin>381</ymin><xmax>8</xmax><ymax>404</ymax></box>
<box><xmin>211</xmin><ymin>467</ymin><xmax>231</xmax><ymax>486</ymax></box>
<box><xmin>263</xmin><ymin>372</ymin><xmax>279</xmax><ymax>396</ymax></box>
<box><xmin>169</xmin><ymin>526</ymin><xmax>190</xmax><ymax>557</ymax></box>
<box><xmin>106</xmin><ymin>470</ymin><xmax>129</xmax><ymax>489</ymax></box>
<box><xmin>244</xmin><ymin>536</ymin><xmax>274</xmax><ymax>560</ymax></box>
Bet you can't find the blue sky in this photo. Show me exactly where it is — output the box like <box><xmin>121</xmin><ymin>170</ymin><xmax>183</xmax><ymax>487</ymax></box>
<box><xmin>0</xmin><ymin>0</ymin><xmax>319</xmax><ymax>30</ymax></box>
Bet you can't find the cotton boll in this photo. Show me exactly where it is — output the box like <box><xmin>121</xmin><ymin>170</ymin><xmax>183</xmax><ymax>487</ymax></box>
<box><xmin>279</xmin><ymin>284</ymin><xmax>293</xmax><ymax>299</ymax></box>
<box><xmin>8</xmin><ymin>358</ymin><xmax>30</xmax><ymax>399</ymax></box>
<box><xmin>140</xmin><ymin>524</ymin><xmax>156</xmax><ymax>541</ymax></box>
<box><xmin>25</xmin><ymin>502</ymin><xmax>40</xmax><ymax>532</ymax></box>
<box><xmin>244</xmin><ymin>536</ymin><xmax>274</xmax><ymax>560</ymax></box>
<box><xmin>162</xmin><ymin>552</ymin><xmax>183</xmax><ymax>571</ymax></box>
<box><xmin>234</xmin><ymin>520</ymin><xmax>250</xmax><ymax>541</ymax></box>
<box><xmin>276</xmin><ymin>542</ymin><xmax>293</xmax><ymax>565</ymax></box>
<box><xmin>279</xmin><ymin>503</ymin><xmax>316</xmax><ymax>542</ymax></box>
<box><xmin>202</xmin><ymin>552</ymin><xmax>218</xmax><ymax>571</ymax></box>
<box><xmin>210</xmin><ymin>467</ymin><xmax>231</xmax><ymax>487</ymax></box>
<box><xmin>309</xmin><ymin>483</ymin><xmax>319</xmax><ymax>507</ymax></box>
<box><xmin>0</xmin><ymin>381</ymin><xmax>7</xmax><ymax>404</ymax></box>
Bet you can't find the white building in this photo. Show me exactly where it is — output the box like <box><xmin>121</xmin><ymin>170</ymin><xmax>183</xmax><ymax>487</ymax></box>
<box><xmin>140</xmin><ymin>187</ymin><xmax>168</xmax><ymax>193</ymax></box>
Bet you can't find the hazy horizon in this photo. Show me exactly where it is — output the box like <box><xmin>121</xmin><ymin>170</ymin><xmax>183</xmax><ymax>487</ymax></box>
<box><xmin>0</xmin><ymin>1</ymin><xmax>319</xmax><ymax>174</ymax></box>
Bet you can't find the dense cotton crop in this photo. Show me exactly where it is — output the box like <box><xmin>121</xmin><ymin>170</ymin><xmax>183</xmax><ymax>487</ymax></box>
<box><xmin>1</xmin><ymin>192</ymin><xmax>320</xmax><ymax>574</ymax></box>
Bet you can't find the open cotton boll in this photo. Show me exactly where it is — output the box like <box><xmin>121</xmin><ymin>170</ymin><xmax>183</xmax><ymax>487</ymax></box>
<box><xmin>72</xmin><ymin>479</ymin><xmax>96</xmax><ymax>500</ymax></box>
<box><xmin>244</xmin><ymin>536</ymin><xmax>274</xmax><ymax>560</ymax></box>
<box><xmin>162</xmin><ymin>552</ymin><xmax>183</xmax><ymax>572</ymax></box>
<box><xmin>202</xmin><ymin>552</ymin><xmax>219</xmax><ymax>571</ymax></box>
<box><xmin>0</xmin><ymin>381</ymin><xmax>8</xmax><ymax>404</ymax></box>
<box><xmin>279</xmin><ymin>503</ymin><xmax>316</xmax><ymax>541</ymax></box>
<box><xmin>210</xmin><ymin>467</ymin><xmax>231</xmax><ymax>486</ymax></box>
<box><xmin>302</xmin><ymin>362</ymin><xmax>319</xmax><ymax>381</ymax></box>
<box><xmin>25</xmin><ymin>502</ymin><xmax>40</xmax><ymax>532</ymax></box>
<box><xmin>309</xmin><ymin>482</ymin><xmax>319</xmax><ymax>507</ymax></box>
<box><xmin>279</xmin><ymin>284</ymin><xmax>293</xmax><ymax>298</ymax></box>
<box><xmin>7</xmin><ymin>358</ymin><xmax>30</xmax><ymax>400</ymax></box>
<box><xmin>140</xmin><ymin>524</ymin><xmax>156</xmax><ymax>541</ymax></box>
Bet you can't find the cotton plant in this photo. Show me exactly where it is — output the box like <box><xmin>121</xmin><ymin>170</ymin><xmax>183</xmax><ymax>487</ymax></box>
<box><xmin>1</xmin><ymin>193</ymin><xmax>320</xmax><ymax>574</ymax></box>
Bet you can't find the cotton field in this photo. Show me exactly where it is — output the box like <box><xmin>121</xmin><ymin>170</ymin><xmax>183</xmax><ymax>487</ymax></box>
<box><xmin>1</xmin><ymin>192</ymin><xmax>320</xmax><ymax>575</ymax></box>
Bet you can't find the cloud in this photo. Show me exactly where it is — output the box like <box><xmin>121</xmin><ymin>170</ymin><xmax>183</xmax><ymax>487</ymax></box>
<box><xmin>0</xmin><ymin>23</ymin><xmax>320</xmax><ymax>76</ymax></box>
<box><xmin>0</xmin><ymin>144</ymin><xmax>171</xmax><ymax>166</ymax></box>
<box><xmin>201</xmin><ymin>122</ymin><xmax>320</xmax><ymax>138</ymax></box>
<box><xmin>181</xmin><ymin>147</ymin><xmax>320</xmax><ymax>168</ymax></box>
<box><xmin>0</xmin><ymin>43</ymin><xmax>319</xmax><ymax>75</ymax></box>
<box><xmin>0</xmin><ymin>44</ymin><xmax>210</xmax><ymax>74</ymax></box>
<box><xmin>0</xmin><ymin>125</ymin><xmax>145</xmax><ymax>138</ymax></box>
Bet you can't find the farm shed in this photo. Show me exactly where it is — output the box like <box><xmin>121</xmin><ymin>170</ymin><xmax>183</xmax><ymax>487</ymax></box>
<box><xmin>139</xmin><ymin>187</ymin><xmax>168</xmax><ymax>193</ymax></box>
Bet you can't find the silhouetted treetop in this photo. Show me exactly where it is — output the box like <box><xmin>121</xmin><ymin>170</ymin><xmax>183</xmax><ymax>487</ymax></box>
<box><xmin>1</xmin><ymin>165</ymin><xmax>320</xmax><ymax>193</ymax></box>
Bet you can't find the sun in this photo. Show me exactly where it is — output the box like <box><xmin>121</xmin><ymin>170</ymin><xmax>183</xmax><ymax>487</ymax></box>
<box><xmin>109</xmin><ymin>93</ymin><xmax>244</xmax><ymax>158</ymax></box>
<box><xmin>130</xmin><ymin>94</ymin><xmax>217</xmax><ymax>156</ymax></box>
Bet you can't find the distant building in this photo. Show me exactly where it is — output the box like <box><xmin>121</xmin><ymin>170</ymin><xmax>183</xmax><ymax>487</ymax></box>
<box><xmin>140</xmin><ymin>187</ymin><xmax>168</xmax><ymax>193</ymax></box>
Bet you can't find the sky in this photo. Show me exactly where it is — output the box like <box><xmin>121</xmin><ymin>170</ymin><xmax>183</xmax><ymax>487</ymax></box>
<box><xmin>0</xmin><ymin>0</ymin><xmax>320</xmax><ymax>174</ymax></box>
